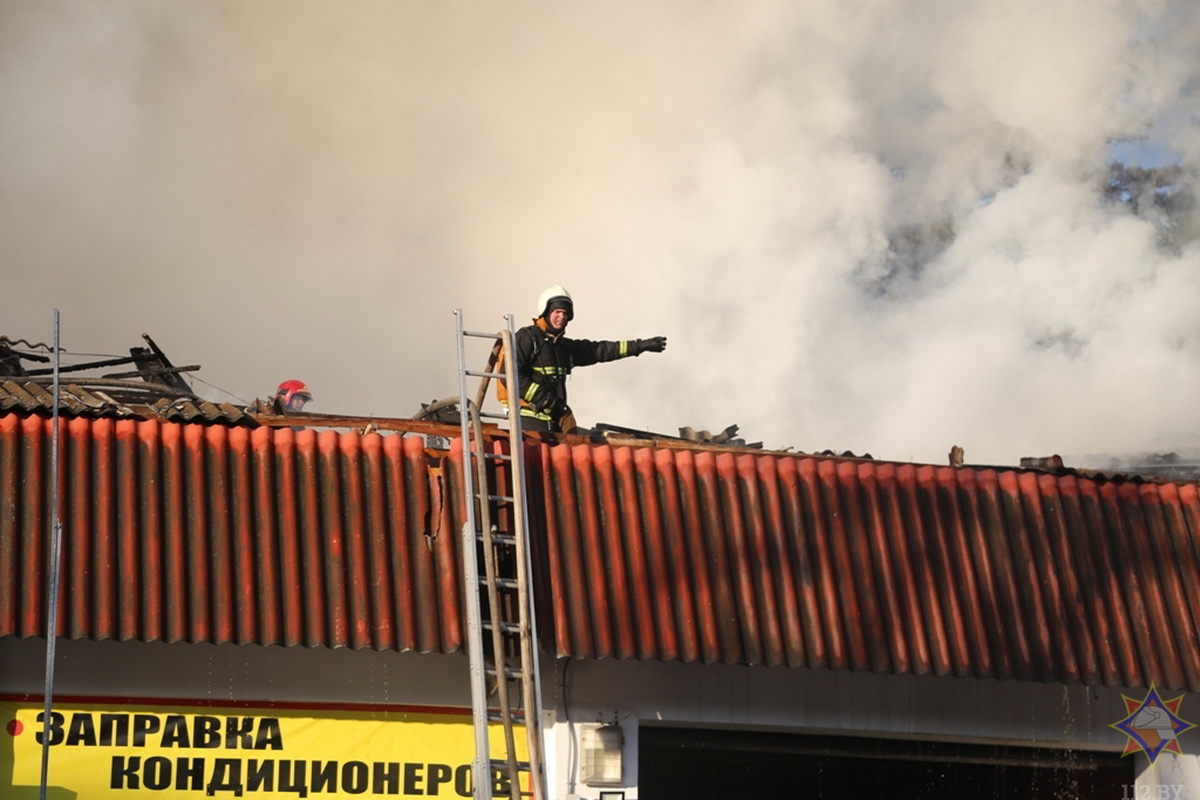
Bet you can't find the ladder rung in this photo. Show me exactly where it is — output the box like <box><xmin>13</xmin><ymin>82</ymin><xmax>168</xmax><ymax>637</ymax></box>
<box><xmin>487</xmin><ymin>709</ymin><xmax>526</xmax><ymax>723</ymax></box>
<box><xmin>463</xmin><ymin>329</ymin><xmax>502</xmax><ymax>339</ymax></box>
<box><xmin>483</xmin><ymin>452</ymin><xmax>513</xmax><ymax>461</ymax></box>
<box><xmin>485</xmin><ymin>664</ymin><xmax>525</xmax><ymax>680</ymax></box>
<box><xmin>483</xmin><ymin>620</ymin><xmax>522</xmax><ymax>633</ymax></box>
<box><xmin>474</xmin><ymin>528</ymin><xmax>516</xmax><ymax>544</ymax></box>
<box><xmin>476</xmin><ymin>530</ymin><xmax>517</xmax><ymax>544</ymax></box>
<box><xmin>479</xmin><ymin>576</ymin><xmax>519</xmax><ymax>589</ymax></box>
<box><xmin>490</xmin><ymin>758</ymin><xmax>532</xmax><ymax>772</ymax></box>
<box><xmin>477</xmin><ymin>410</ymin><xmax>509</xmax><ymax>421</ymax></box>
<box><xmin>486</xmin><ymin>493</ymin><xmax>515</xmax><ymax>503</ymax></box>
<box><xmin>466</xmin><ymin>370</ymin><xmax>506</xmax><ymax>380</ymax></box>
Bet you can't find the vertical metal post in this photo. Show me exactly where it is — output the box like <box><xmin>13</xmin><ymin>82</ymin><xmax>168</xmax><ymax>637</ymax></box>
<box><xmin>39</xmin><ymin>309</ymin><xmax>64</xmax><ymax>800</ymax></box>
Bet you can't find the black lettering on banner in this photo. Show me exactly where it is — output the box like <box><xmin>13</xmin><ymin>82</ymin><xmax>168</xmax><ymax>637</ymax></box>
<box><xmin>44</xmin><ymin>711</ymin><xmax>287</xmax><ymax>751</ymax></box>
<box><xmin>175</xmin><ymin>757</ymin><xmax>205</xmax><ymax>791</ymax></box>
<box><xmin>142</xmin><ymin>755</ymin><xmax>172</xmax><ymax>790</ymax></box>
<box><xmin>374</xmin><ymin>761</ymin><xmax>400</xmax><ymax>794</ymax></box>
<box><xmin>342</xmin><ymin>761</ymin><xmax>369</xmax><ymax>794</ymax></box>
<box><xmin>111</xmin><ymin>756</ymin><xmax>141</xmax><ymax>789</ymax></box>
<box><xmin>100</xmin><ymin>713</ymin><xmax>129</xmax><ymax>746</ymax></box>
<box><xmin>34</xmin><ymin>711</ymin><xmax>64</xmax><ymax>746</ymax></box>
<box><xmin>194</xmin><ymin>715</ymin><xmax>222</xmax><ymax>748</ymax></box>
<box><xmin>427</xmin><ymin>763</ymin><xmax>452</xmax><ymax>796</ymax></box>
<box><xmin>161</xmin><ymin>715</ymin><xmax>190</xmax><ymax>748</ymax></box>
<box><xmin>278</xmin><ymin>759</ymin><xmax>309</xmax><ymax>796</ymax></box>
<box><xmin>246</xmin><ymin>758</ymin><xmax>276</xmax><ymax>792</ymax></box>
<box><xmin>131</xmin><ymin>714</ymin><xmax>161</xmax><ymax>746</ymax></box>
<box><xmin>311</xmin><ymin>760</ymin><xmax>338</xmax><ymax>793</ymax></box>
<box><xmin>403</xmin><ymin>762</ymin><xmax>422</xmax><ymax>795</ymax></box>
<box><xmin>65</xmin><ymin>712</ymin><xmax>97</xmax><ymax>746</ymax></box>
<box><xmin>255</xmin><ymin>717</ymin><xmax>284</xmax><ymax>750</ymax></box>
<box><xmin>207</xmin><ymin>758</ymin><xmax>245</xmax><ymax>796</ymax></box>
<box><xmin>454</xmin><ymin>764</ymin><xmax>472</xmax><ymax>797</ymax></box>
<box><xmin>493</xmin><ymin>768</ymin><xmax>512</xmax><ymax>797</ymax></box>
<box><xmin>226</xmin><ymin>716</ymin><xmax>255</xmax><ymax>749</ymax></box>
<box><xmin>41</xmin><ymin>713</ymin><xmax>492</xmax><ymax>797</ymax></box>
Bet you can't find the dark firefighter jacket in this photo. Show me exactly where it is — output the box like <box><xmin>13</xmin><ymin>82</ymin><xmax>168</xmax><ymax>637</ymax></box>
<box><xmin>496</xmin><ymin>317</ymin><xmax>637</xmax><ymax>426</ymax></box>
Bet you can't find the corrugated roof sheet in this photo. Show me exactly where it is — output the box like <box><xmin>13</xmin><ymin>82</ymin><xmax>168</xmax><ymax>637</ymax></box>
<box><xmin>0</xmin><ymin>379</ymin><xmax>256</xmax><ymax>426</ymax></box>
<box><xmin>530</xmin><ymin>443</ymin><xmax>1200</xmax><ymax>690</ymax></box>
<box><xmin>0</xmin><ymin>414</ymin><xmax>460</xmax><ymax>653</ymax></box>
<box><xmin>3</xmin><ymin>412</ymin><xmax>1199</xmax><ymax>691</ymax></box>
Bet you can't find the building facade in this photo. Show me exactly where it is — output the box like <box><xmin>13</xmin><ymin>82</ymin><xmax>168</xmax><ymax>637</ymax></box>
<box><xmin>3</xmin><ymin>406</ymin><xmax>1200</xmax><ymax>798</ymax></box>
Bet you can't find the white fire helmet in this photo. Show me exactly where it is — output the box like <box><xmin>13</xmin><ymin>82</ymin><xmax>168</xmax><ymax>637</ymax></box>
<box><xmin>536</xmin><ymin>285</ymin><xmax>574</xmax><ymax>321</ymax></box>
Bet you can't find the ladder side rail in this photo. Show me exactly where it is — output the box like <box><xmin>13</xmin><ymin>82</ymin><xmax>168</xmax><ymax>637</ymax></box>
<box><xmin>456</xmin><ymin>310</ymin><xmax>492</xmax><ymax>800</ymax></box>
<box><xmin>460</xmin><ymin>517</ymin><xmax>493</xmax><ymax>800</ymax></box>
<box><xmin>470</xmin><ymin>404</ymin><xmax>522</xmax><ymax>800</ymax></box>
<box><xmin>505</xmin><ymin>316</ymin><xmax>545</xmax><ymax>715</ymax></box>
<box><xmin>502</xmin><ymin>317</ymin><xmax>547</xmax><ymax>800</ymax></box>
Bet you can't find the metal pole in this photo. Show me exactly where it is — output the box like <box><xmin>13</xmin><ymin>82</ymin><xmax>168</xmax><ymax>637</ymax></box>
<box><xmin>39</xmin><ymin>309</ymin><xmax>64</xmax><ymax>799</ymax></box>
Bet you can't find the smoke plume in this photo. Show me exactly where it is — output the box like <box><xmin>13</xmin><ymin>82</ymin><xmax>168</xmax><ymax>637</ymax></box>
<box><xmin>2</xmin><ymin>1</ymin><xmax>1198</xmax><ymax>465</ymax></box>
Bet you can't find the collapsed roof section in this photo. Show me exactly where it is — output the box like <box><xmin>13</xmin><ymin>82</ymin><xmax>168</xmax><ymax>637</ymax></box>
<box><xmin>1</xmin><ymin>332</ymin><xmax>193</xmax><ymax>390</ymax></box>
<box><xmin>0</xmin><ymin>333</ymin><xmax>254</xmax><ymax>426</ymax></box>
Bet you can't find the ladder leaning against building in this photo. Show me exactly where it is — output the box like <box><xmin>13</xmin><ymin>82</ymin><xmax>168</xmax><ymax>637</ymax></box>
<box><xmin>454</xmin><ymin>310</ymin><xmax>547</xmax><ymax>800</ymax></box>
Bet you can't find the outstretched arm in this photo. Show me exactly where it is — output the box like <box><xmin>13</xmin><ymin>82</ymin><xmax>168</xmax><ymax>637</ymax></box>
<box><xmin>568</xmin><ymin>335</ymin><xmax>668</xmax><ymax>367</ymax></box>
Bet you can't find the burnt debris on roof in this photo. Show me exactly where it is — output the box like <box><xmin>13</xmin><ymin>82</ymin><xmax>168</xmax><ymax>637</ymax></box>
<box><xmin>1</xmin><ymin>332</ymin><xmax>195</xmax><ymax>395</ymax></box>
<box><xmin>0</xmin><ymin>332</ymin><xmax>254</xmax><ymax>426</ymax></box>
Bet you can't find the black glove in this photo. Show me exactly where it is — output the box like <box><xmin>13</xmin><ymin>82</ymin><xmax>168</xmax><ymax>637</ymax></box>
<box><xmin>635</xmin><ymin>336</ymin><xmax>667</xmax><ymax>354</ymax></box>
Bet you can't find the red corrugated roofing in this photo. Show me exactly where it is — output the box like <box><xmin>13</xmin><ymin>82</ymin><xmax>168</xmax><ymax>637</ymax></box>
<box><xmin>3</xmin><ymin>413</ymin><xmax>1200</xmax><ymax>691</ymax></box>
<box><xmin>527</xmin><ymin>441</ymin><xmax>1200</xmax><ymax>690</ymax></box>
<box><xmin>0</xmin><ymin>414</ymin><xmax>461</xmax><ymax>653</ymax></box>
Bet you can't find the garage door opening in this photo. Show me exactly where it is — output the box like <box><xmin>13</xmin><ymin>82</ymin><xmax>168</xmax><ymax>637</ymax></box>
<box><xmin>639</xmin><ymin>726</ymin><xmax>1132</xmax><ymax>799</ymax></box>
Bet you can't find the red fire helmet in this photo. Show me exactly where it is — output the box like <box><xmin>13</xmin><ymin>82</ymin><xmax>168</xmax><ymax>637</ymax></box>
<box><xmin>275</xmin><ymin>379</ymin><xmax>312</xmax><ymax>405</ymax></box>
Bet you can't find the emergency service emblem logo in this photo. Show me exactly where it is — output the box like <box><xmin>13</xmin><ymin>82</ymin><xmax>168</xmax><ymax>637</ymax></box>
<box><xmin>1109</xmin><ymin>685</ymin><xmax>1196</xmax><ymax>764</ymax></box>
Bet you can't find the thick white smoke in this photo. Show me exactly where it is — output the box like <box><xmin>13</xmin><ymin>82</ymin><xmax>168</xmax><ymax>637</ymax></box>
<box><xmin>1</xmin><ymin>1</ymin><xmax>1197</xmax><ymax>465</ymax></box>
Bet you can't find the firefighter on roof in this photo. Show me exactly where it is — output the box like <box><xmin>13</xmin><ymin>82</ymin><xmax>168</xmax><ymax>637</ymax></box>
<box><xmin>497</xmin><ymin>285</ymin><xmax>667</xmax><ymax>433</ymax></box>
<box><xmin>274</xmin><ymin>379</ymin><xmax>312</xmax><ymax>413</ymax></box>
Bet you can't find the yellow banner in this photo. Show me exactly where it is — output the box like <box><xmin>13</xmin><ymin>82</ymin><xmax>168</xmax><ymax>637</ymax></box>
<box><xmin>1</xmin><ymin>699</ymin><xmax>528</xmax><ymax>798</ymax></box>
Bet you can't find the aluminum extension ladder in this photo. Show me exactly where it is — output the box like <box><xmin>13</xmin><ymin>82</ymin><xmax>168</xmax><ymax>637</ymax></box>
<box><xmin>454</xmin><ymin>310</ymin><xmax>546</xmax><ymax>800</ymax></box>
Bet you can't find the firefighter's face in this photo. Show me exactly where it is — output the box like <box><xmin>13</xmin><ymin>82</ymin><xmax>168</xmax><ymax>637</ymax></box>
<box><xmin>547</xmin><ymin>308</ymin><xmax>569</xmax><ymax>331</ymax></box>
<box><xmin>285</xmin><ymin>394</ymin><xmax>310</xmax><ymax>412</ymax></box>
